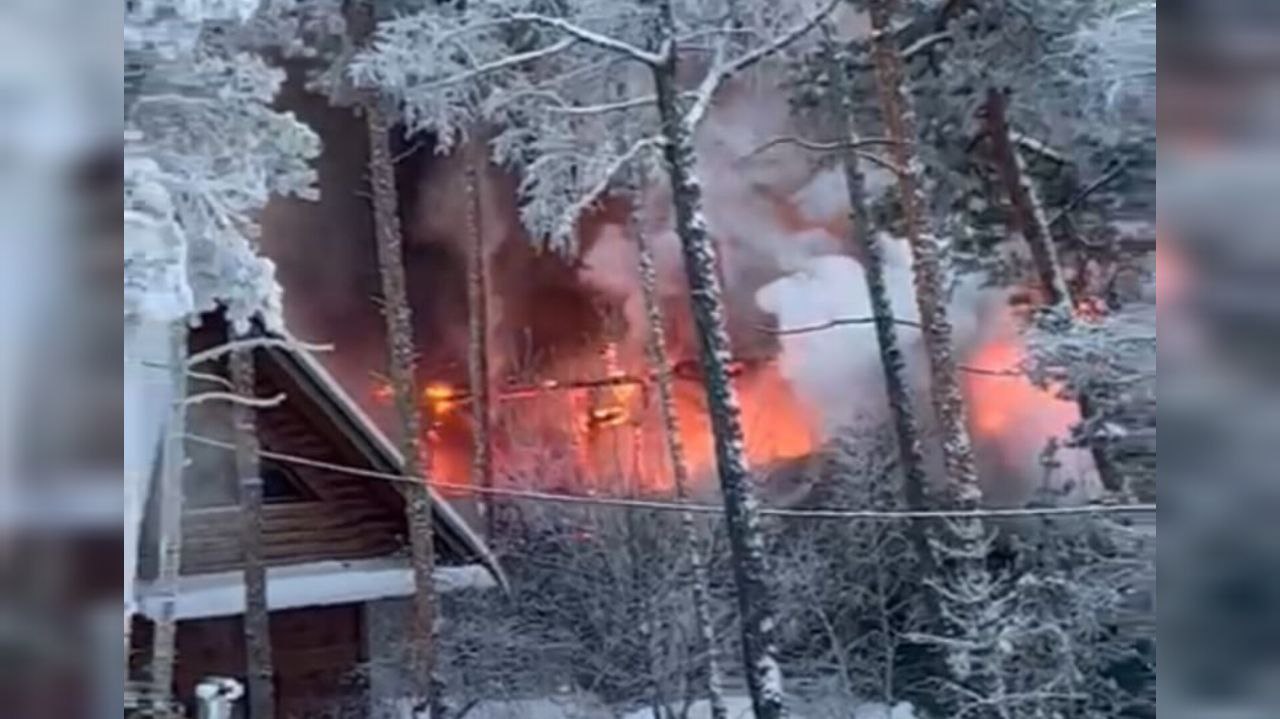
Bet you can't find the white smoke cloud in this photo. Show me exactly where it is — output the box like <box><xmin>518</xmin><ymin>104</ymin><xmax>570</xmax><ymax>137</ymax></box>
<box><xmin>755</xmin><ymin>251</ymin><xmax>915</xmax><ymax>434</ymax></box>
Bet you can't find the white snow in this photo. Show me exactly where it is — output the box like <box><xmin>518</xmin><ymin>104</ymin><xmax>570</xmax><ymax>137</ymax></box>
<box><xmin>124</xmin><ymin>319</ymin><xmax>180</xmax><ymax>620</ymax></box>
<box><xmin>134</xmin><ymin>558</ymin><xmax>495</xmax><ymax>620</ymax></box>
<box><xmin>620</xmin><ymin>696</ymin><xmax>917</xmax><ymax>719</ymax></box>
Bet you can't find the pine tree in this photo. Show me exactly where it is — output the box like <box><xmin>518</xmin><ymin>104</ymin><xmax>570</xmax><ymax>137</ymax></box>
<box><xmin>817</xmin><ymin>28</ymin><xmax>938</xmax><ymax>598</ymax></box>
<box><xmin>351</xmin><ymin>3</ymin><xmax>442</xmax><ymax>713</ymax></box>
<box><xmin>149</xmin><ymin>323</ymin><xmax>188</xmax><ymax>717</ymax></box>
<box><xmin>125</xmin><ymin>2</ymin><xmax>319</xmax><ymax>712</ymax></box>
<box><xmin>364</xmin><ymin>93</ymin><xmax>445</xmax><ymax>719</ymax></box>
<box><xmin>231</xmin><ymin>339</ymin><xmax>274</xmax><ymax>719</ymax></box>
<box><xmin>906</xmin><ymin>0</ymin><xmax>1156</xmax><ymax>497</ymax></box>
<box><xmin>631</xmin><ymin>193</ymin><xmax>728</xmax><ymax>719</ymax></box>
<box><xmin>866</xmin><ymin>0</ymin><xmax>1008</xmax><ymax>715</ymax></box>
<box><xmin>648</xmin><ymin>3</ymin><xmax>786</xmax><ymax>714</ymax></box>
<box><xmin>349</xmin><ymin>4</ymin><xmax>838</xmax><ymax>714</ymax></box>
<box><xmin>465</xmin><ymin>148</ymin><xmax>496</xmax><ymax>538</ymax></box>
<box><xmin>980</xmin><ymin>86</ymin><xmax>1129</xmax><ymax>494</ymax></box>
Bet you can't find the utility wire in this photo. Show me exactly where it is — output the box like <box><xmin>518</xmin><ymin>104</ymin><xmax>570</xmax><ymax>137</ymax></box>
<box><xmin>185</xmin><ymin>433</ymin><xmax>1156</xmax><ymax>521</ymax></box>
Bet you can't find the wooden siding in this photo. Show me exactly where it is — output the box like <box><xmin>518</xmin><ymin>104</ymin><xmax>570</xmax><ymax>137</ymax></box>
<box><xmin>133</xmin><ymin>605</ymin><xmax>368</xmax><ymax>718</ymax></box>
<box><xmin>135</xmin><ymin>321</ymin><xmax>393</xmax><ymax>577</ymax></box>
<box><xmin>134</xmin><ymin>314</ymin><xmax>493</xmax><ymax>582</ymax></box>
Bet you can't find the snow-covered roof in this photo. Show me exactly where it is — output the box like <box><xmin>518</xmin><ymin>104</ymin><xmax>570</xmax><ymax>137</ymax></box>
<box><xmin>135</xmin><ymin>557</ymin><xmax>496</xmax><ymax>621</ymax></box>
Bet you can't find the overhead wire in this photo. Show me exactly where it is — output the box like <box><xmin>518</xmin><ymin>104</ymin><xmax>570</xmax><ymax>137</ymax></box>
<box><xmin>185</xmin><ymin>433</ymin><xmax>1156</xmax><ymax>521</ymax></box>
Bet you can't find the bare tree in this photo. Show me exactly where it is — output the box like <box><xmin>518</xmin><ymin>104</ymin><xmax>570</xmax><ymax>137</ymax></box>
<box><xmin>231</xmin><ymin>340</ymin><xmax>274</xmax><ymax>719</ymax></box>
<box><xmin>772</xmin><ymin>428</ymin><xmax>928</xmax><ymax>709</ymax></box>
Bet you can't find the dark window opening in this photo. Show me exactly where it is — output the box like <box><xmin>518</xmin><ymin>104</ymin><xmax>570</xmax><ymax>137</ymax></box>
<box><xmin>261</xmin><ymin>463</ymin><xmax>313</xmax><ymax>504</ymax></box>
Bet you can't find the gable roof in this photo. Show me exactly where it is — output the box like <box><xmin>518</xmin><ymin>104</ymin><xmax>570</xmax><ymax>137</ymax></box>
<box><xmin>263</xmin><ymin>330</ymin><xmax>505</xmax><ymax>588</ymax></box>
<box><xmin>136</xmin><ymin>314</ymin><xmax>506</xmax><ymax>592</ymax></box>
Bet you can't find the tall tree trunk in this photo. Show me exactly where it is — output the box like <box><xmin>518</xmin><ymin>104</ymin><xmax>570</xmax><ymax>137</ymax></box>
<box><xmin>982</xmin><ymin>88</ymin><xmax>1124</xmax><ymax>495</ymax></box>
<box><xmin>633</xmin><ymin>208</ymin><xmax>728</xmax><ymax>719</ymax></box>
<box><xmin>351</xmin><ymin>2</ymin><xmax>442</xmax><ymax>715</ymax></box>
<box><xmin>824</xmin><ymin>32</ymin><xmax>937</xmax><ymax>589</ymax></box>
<box><xmin>981</xmin><ymin>88</ymin><xmax>1071</xmax><ymax>312</ymax></box>
<box><xmin>363</xmin><ymin>74</ymin><xmax>443</xmax><ymax>719</ymax></box>
<box><xmin>651</xmin><ymin>11</ymin><xmax>786</xmax><ymax>716</ymax></box>
<box><xmin>149</xmin><ymin>322</ymin><xmax>188</xmax><ymax>717</ymax></box>
<box><xmin>867</xmin><ymin>0</ymin><xmax>979</xmax><ymax>499</ymax></box>
<box><xmin>867</xmin><ymin>1</ymin><xmax>1007</xmax><ymax>716</ymax></box>
<box><xmin>465</xmin><ymin>151</ymin><xmax>495</xmax><ymax>538</ymax></box>
<box><xmin>231</xmin><ymin>339</ymin><xmax>274</xmax><ymax>719</ymax></box>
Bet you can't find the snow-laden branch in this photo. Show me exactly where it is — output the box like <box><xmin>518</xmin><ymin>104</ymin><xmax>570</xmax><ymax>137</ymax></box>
<box><xmin>186</xmin><ymin>337</ymin><xmax>333</xmax><ymax>368</ymax></box>
<box><xmin>180</xmin><ymin>391</ymin><xmax>286</xmax><ymax>408</ymax></box>
<box><xmin>1047</xmin><ymin>161</ymin><xmax>1128</xmax><ymax>226</ymax></box>
<box><xmin>553</xmin><ymin>136</ymin><xmax>661</xmax><ymax>241</ymax></box>
<box><xmin>550</xmin><ymin>94</ymin><xmax>659</xmax><ymax>116</ymax></box>
<box><xmin>684</xmin><ymin>0</ymin><xmax>840</xmax><ymax>130</ymax></box>
<box><xmin>187</xmin><ymin>369</ymin><xmax>235</xmax><ymax>390</ymax></box>
<box><xmin>738</xmin><ymin>130</ymin><xmax>909</xmax><ymax>173</ymax></box>
<box><xmin>501</xmin><ymin>88</ymin><xmax>660</xmax><ymax>116</ymax></box>
<box><xmin>720</xmin><ymin>0</ymin><xmax>840</xmax><ymax>76</ymax></box>
<box><xmin>418</xmin><ymin>37</ymin><xmax>578</xmax><ymax>91</ymax></box>
<box><xmin>1011</xmin><ymin>131</ymin><xmax>1067</xmax><ymax>164</ymax></box>
<box><xmin>508</xmin><ymin>13</ymin><xmax>664</xmax><ymax>66</ymax></box>
<box><xmin>902</xmin><ymin>30</ymin><xmax>952</xmax><ymax>60</ymax></box>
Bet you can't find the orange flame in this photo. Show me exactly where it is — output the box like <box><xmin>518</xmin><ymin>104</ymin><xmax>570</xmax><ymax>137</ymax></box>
<box><xmin>423</xmin><ymin>382</ymin><xmax>460</xmax><ymax>416</ymax></box>
<box><xmin>372</xmin><ymin>350</ymin><xmax>821</xmax><ymax>499</ymax></box>
<box><xmin>963</xmin><ymin>335</ymin><xmax>1080</xmax><ymax>472</ymax></box>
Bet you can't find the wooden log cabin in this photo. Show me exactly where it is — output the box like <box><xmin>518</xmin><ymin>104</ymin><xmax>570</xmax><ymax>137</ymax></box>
<box><xmin>128</xmin><ymin>313</ymin><xmax>503</xmax><ymax>717</ymax></box>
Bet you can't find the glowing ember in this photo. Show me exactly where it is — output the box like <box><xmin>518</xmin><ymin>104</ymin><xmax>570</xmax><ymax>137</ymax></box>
<box><xmin>424</xmin><ymin>382</ymin><xmax>460</xmax><ymax>416</ymax></box>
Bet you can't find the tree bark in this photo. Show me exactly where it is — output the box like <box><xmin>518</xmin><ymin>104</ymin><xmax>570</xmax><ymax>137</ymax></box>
<box><xmin>982</xmin><ymin>88</ymin><xmax>1071</xmax><ymax>312</ymax></box>
<box><xmin>867</xmin><ymin>1</ymin><xmax>1007</xmax><ymax>716</ymax></box>
<box><xmin>360</xmin><ymin>41</ymin><xmax>443</xmax><ymax>718</ymax></box>
<box><xmin>149</xmin><ymin>321</ymin><xmax>188</xmax><ymax>717</ymax></box>
<box><xmin>982</xmin><ymin>88</ymin><xmax>1125</xmax><ymax>495</ymax></box>
<box><xmin>651</xmin><ymin>7</ymin><xmax>786</xmax><ymax>714</ymax></box>
<box><xmin>465</xmin><ymin>150</ymin><xmax>495</xmax><ymax>537</ymax></box>
<box><xmin>866</xmin><ymin>0</ymin><xmax>979</xmax><ymax>503</ymax></box>
<box><xmin>633</xmin><ymin>207</ymin><xmax>728</xmax><ymax>719</ymax></box>
<box><xmin>231</xmin><ymin>339</ymin><xmax>274</xmax><ymax>719</ymax></box>
<box><xmin>824</xmin><ymin>33</ymin><xmax>937</xmax><ymax>589</ymax></box>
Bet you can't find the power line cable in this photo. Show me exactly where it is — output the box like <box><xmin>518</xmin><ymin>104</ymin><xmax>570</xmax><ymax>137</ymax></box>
<box><xmin>185</xmin><ymin>433</ymin><xmax>1157</xmax><ymax>521</ymax></box>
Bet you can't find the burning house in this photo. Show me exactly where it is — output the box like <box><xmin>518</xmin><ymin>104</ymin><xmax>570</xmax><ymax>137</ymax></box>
<box><xmin>251</xmin><ymin>58</ymin><xmax>1099</xmax><ymax>515</ymax></box>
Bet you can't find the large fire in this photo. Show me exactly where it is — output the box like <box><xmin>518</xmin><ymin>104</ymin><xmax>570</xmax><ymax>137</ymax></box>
<box><xmin>373</xmin><ymin>349</ymin><xmax>819</xmax><ymax>498</ymax></box>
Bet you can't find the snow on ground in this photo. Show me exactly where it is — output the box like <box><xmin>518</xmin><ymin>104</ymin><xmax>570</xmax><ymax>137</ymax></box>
<box><xmin>465</xmin><ymin>695</ymin><xmax>610</xmax><ymax>719</ymax></box>
<box><xmin>620</xmin><ymin>695</ymin><xmax>917</xmax><ymax>719</ymax></box>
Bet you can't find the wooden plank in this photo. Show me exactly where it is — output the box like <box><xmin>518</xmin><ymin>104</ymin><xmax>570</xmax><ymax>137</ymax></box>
<box><xmin>185</xmin><ymin>503</ymin><xmax>396</xmax><ymax>531</ymax></box>
<box><xmin>180</xmin><ymin>542</ymin><xmax>401</xmax><ymax>575</ymax></box>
